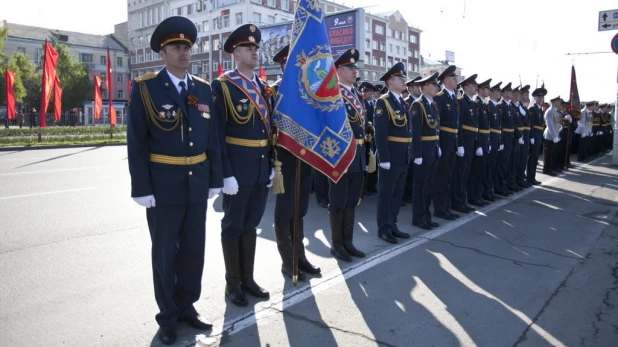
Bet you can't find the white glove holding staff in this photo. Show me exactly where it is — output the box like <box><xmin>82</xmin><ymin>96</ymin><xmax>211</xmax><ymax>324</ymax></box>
<box><xmin>133</xmin><ymin>195</ymin><xmax>156</xmax><ymax>208</ymax></box>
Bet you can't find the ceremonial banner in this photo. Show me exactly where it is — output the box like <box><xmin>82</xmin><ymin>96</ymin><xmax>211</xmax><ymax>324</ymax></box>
<box><xmin>94</xmin><ymin>75</ymin><xmax>102</xmax><ymax>120</ymax></box>
<box><xmin>568</xmin><ymin>65</ymin><xmax>581</xmax><ymax>120</ymax></box>
<box><xmin>5</xmin><ymin>69</ymin><xmax>15</xmax><ymax>120</ymax></box>
<box><xmin>39</xmin><ymin>40</ymin><xmax>59</xmax><ymax>127</ymax></box>
<box><xmin>106</xmin><ymin>47</ymin><xmax>117</xmax><ymax>125</ymax></box>
<box><xmin>273</xmin><ymin>0</ymin><xmax>355</xmax><ymax>183</ymax></box>
<box><xmin>218</xmin><ymin>63</ymin><xmax>223</xmax><ymax>77</ymax></box>
<box><xmin>53</xmin><ymin>76</ymin><xmax>62</xmax><ymax>121</ymax></box>
<box><xmin>259</xmin><ymin>65</ymin><xmax>266</xmax><ymax>80</ymax></box>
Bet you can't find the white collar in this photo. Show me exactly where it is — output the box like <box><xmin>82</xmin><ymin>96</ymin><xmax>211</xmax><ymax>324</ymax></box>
<box><xmin>490</xmin><ymin>99</ymin><xmax>499</xmax><ymax>106</ymax></box>
<box><xmin>340</xmin><ymin>83</ymin><xmax>353</xmax><ymax>92</ymax></box>
<box><xmin>390</xmin><ymin>91</ymin><xmax>403</xmax><ymax>100</ymax></box>
<box><xmin>443</xmin><ymin>88</ymin><xmax>456</xmax><ymax>97</ymax></box>
<box><xmin>166</xmin><ymin>69</ymin><xmax>189</xmax><ymax>89</ymax></box>
<box><xmin>422</xmin><ymin>94</ymin><xmax>433</xmax><ymax>104</ymax></box>
<box><xmin>237</xmin><ymin>69</ymin><xmax>257</xmax><ymax>85</ymax></box>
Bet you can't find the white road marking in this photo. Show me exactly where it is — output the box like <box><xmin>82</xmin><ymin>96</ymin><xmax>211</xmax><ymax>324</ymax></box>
<box><xmin>0</xmin><ymin>187</ymin><xmax>97</xmax><ymax>200</ymax></box>
<box><xmin>1</xmin><ymin>166</ymin><xmax>103</xmax><ymax>176</ymax></box>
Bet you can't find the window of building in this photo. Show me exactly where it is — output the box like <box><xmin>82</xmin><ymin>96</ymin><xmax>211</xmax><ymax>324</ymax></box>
<box><xmin>131</xmin><ymin>55</ymin><xmax>136</xmax><ymax>64</ymax></box>
<box><xmin>364</xmin><ymin>21</ymin><xmax>369</xmax><ymax>32</ymax></box>
<box><xmin>372</xmin><ymin>72</ymin><xmax>377</xmax><ymax>81</ymax></box>
<box><xmin>365</xmin><ymin>39</ymin><xmax>370</xmax><ymax>49</ymax></box>
<box><xmin>213</xmin><ymin>38</ymin><xmax>220</xmax><ymax>50</ymax></box>
<box><xmin>116</xmin><ymin>57</ymin><xmax>123</xmax><ymax>67</ymax></box>
<box><xmin>213</xmin><ymin>61</ymin><xmax>219</xmax><ymax>70</ymax></box>
<box><xmin>372</xmin><ymin>40</ymin><xmax>377</xmax><ymax>50</ymax></box>
<box><xmin>203</xmin><ymin>20</ymin><xmax>209</xmax><ymax>31</ymax></box>
<box><xmin>414</xmin><ymin>64</ymin><xmax>419</xmax><ymax>72</ymax></box>
<box><xmin>281</xmin><ymin>0</ymin><xmax>289</xmax><ymax>11</ymax></box>
<box><xmin>159</xmin><ymin>5</ymin><xmax>164</xmax><ymax>22</ymax></box>
<box><xmin>267</xmin><ymin>0</ymin><xmax>275</xmax><ymax>7</ymax></box>
<box><xmin>130</xmin><ymin>37</ymin><xmax>135</xmax><ymax>46</ymax></box>
<box><xmin>222</xmin><ymin>14</ymin><xmax>230</xmax><ymax>27</ymax></box>
<box><xmin>375</xmin><ymin>25</ymin><xmax>384</xmax><ymax>35</ymax></box>
<box><xmin>216</xmin><ymin>0</ymin><xmax>239</xmax><ymax>8</ymax></box>
<box><xmin>414</xmin><ymin>50</ymin><xmax>419</xmax><ymax>58</ymax></box>
<box><xmin>202</xmin><ymin>60</ymin><xmax>210</xmax><ymax>72</ymax></box>
<box><xmin>139</xmin><ymin>12</ymin><xmax>143</xmax><ymax>27</ymax></box>
<box><xmin>100</xmin><ymin>72</ymin><xmax>106</xmax><ymax>81</ymax></box>
<box><xmin>408</xmin><ymin>63</ymin><xmax>412</xmax><ymax>71</ymax></box>
<box><xmin>380</xmin><ymin>42</ymin><xmax>385</xmax><ymax>51</ymax></box>
<box><xmin>138</xmin><ymin>36</ymin><xmax>143</xmax><ymax>45</ymax></box>
<box><xmin>380</xmin><ymin>57</ymin><xmax>384</xmax><ymax>67</ymax></box>
<box><xmin>387</xmin><ymin>59</ymin><xmax>393</xmax><ymax>68</ymax></box>
<box><xmin>80</xmin><ymin>53</ymin><xmax>93</xmax><ymax>63</ymax></box>
<box><xmin>365</xmin><ymin>53</ymin><xmax>370</xmax><ymax>64</ymax></box>
<box><xmin>223</xmin><ymin>60</ymin><xmax>232</xmax><ymax>70</ymax></box>
<box><xmin>202</xmin><ymin>40</ymin><xmax>209</xmax><ymax>52</ymax></box>
<box><xmin>181</xmin><ymin>6</ymin><xmax>187</xmax><ymax>15</ymax></box>
<box><xmin>102</xmin><ymin>90</ymin><xmax>108</xmax><ymax>99</ymax></box>
<box><xmin>389</xmin><ymin>44</ymin><xmax>392</xmax><ymax>53</ymax></box>
<box><xmin>363</xmin><ymin>71</ymin><xmax>369</xmax><ymax>80</ymax></box>
<box><xmin>251</xmin><ymin>0</ymin><xmax>261</xmax><ymax>3</ymax></box>
<box><xmin>117</xmin><ymin>74</ymin><xmax>124</xmax><ymax>83</ymax></box>
<box><xmin>117</xmin><ymin>90</ymin><xmax>124</xmax><ymax>99</ymax></box>
<box><xmin>154</xmin><ymin>7</ymin><xmax>158</xmax><ymax>24</ymax></box>
<box><xmin>146</xmin><ymin>51</ymin><xmax>152</xmax><ymax>61</ymax></box>
<box><xmin>192</xmin><ymin>64</ymin><xmax>199</xmax><ymax>74</ymax></box>
<box><xmin>409</xmin><ymin>34</ymin><xmax>417</xmax><ymax>44</ymax></box>
<box><xmin>268</xmin><ymin>15</ymin><xmax>275</xmax><ymax>24</ymax></box>
<box><xmin>253</xmin><ymin>12</ymin><xmax>261</xmax><ymax>24</ymax></box>
<box><xmin>236</xmin><ymin>12</ymin><xmax>243</xmax><ymax>25</ymax></box>
<box><xmin>147</xmin><ymin>34</ymin><xmax>151</xmax><ymax>44</ymax></box>
<box><xmin>402</xmin><ymin>48</ymin><xmax>406</xmax><ymax>56</ymax></box>
<box><xmin>387</xmin><ymin>29</ymin><xmax>392</xmax><ymax>37</ymax></box>
<box><xmin>34</xmin><ymin>48</ymin><xmax>43</xmax><ymax>64</ymax></box>
<box><xmin>372</xmin><ymin>56</ymin><xmax>377</xmax><ymax>65</ymax></box>
<box><xmin>396</xmin><ymin>46</ymin><xmax>400</xmax><ymax>54</ymax></box>
<box><xmin>195</xmin><ymin>23</ymin><xmax>201</xmax><ymax>32</ymax></box>
<box><xmin>100</xmin><ymin>56</ymin><xmax>107</xmax><ymax>65</ymax></box>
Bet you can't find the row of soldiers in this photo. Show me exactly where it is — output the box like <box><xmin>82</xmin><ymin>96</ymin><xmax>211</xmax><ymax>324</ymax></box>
<box><xmin>573</xmin><ymin>101</ymin><xmax>614</xmax><ymax>162</ymax></box>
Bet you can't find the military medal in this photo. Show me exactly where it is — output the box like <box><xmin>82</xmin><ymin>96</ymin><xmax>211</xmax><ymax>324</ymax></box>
<box><xmin>236</xmin><ymin>104</ymin><xmax>242</xmax><ymax>112</ymax></box>
<box><xmin>198</xmin><ymin>104</ymin><xmax>211</xmax><ymax>119</ymax></box>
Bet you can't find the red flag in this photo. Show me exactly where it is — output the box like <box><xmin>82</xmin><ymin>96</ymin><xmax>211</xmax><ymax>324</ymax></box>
<box><xmin>53</xmin><ymin>76</ymin><xmax>62</xmax><ymax>121</ymax></box>
<box><xmin>128</xmin><ymin>79</ymin><xmax>132</xmax><ymax>95</ymax></box>
<box><xmin>218</xmin><ymin>62</ymin><xmax>223</xmax><ymax>77</ymax></box>
<box><xmin>106</xmin><ymin>47</ymin><xmax>117</xmax><ymax>125</ymax></box>
<box><xmin>39</xmin><ymin>40</ymin><xmax>59</xmax><ymax>128</ymax></box>
<box><xmin>5</xmin><ymin>69</ymin><xmax>16</xmax><ymax>120</ymax></box>
<box><xmin>94</xmin><ymin>75</ymin><xmax>102</xmax><ymax>120</ymax></box>
<box><xmin>259</xmin><ymin>66</ymin><xmax>266</xmax><ymax>80</ymax></box>
<box><xmin>569</xmin><ymin>65</ymin><xmax>581</xmax><ymax>120</ymax></box>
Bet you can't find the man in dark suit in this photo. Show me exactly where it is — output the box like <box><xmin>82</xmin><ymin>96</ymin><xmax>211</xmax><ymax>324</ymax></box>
<box><xmin>402</xmin><ymin>76</ymin><xmax>422</xmax><ymax>204</ymax></box>
<box><xmin>211</xmin><ymin>23</ymin><xmax>272</xmax><ymax>307</ymax></box>
<box><xmin>374</xmin><ymin>62</ymin><xmax>413</xmax><ymax>242</ymax></box>
<box><xmin>526</xmin><ymin>87</ymin><xmax>547</xmax><ymax>184</ymax></box>
<box><xmin>485</xmin><ymin>82</ymin><xmax>504</xmax><ymax>198</ymax></box>
<box><xmin>127</xmin><ymin>16</ymin><xmax>223</xmax><ymax>345</ymax></box>
<box><xmin>468</xmin><ymin>78</ymin><xmax>492</xmax><ymax>205</ymax></box>
<box><xmin>495</xmin><ymin>83</ymin><xmax>517</xmax><ymax>195</ymax></box>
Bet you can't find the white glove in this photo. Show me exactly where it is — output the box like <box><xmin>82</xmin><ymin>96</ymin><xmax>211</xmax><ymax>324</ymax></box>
<box><xmin>414</xmin><ymin>158</ymin><xmax>423</xmax><ymax>165</ymax></box>
<box><xmin>456</xmin><ymin>146</ymin><xmax>464</xmax><ymax>157</ymax></box>
<box><xmin>133</xmin><ymin>195</ymin><xmax>156</xmax><ymax>208</ymax></box>
<box><xmin>379</xmin><ymin>162</ymin><xmax>391</xmax><ymax>170</ymax></box>
<box><xmin>208</xmin><ymin>188</ymin><xmax>221</xmax><ymax>199</ymax></box>
<box><xmin>266</xmin><ymin>168</ymin><xmax>275</xmax><ymax>188</ymax></box>
<box><xmin>488</xmin><ymin>145</ymin><xmax>492</xmax><ymax>153</ymax></box>
<box><xmin>222</xmin><ymin>176</ymin><xmax>239</xmax><ymax>195</ymax></box>
<box><xmin>565</xmin><ymin>114</ymin><xmax>572</xmax><ymax>122</ymax></box>
<box><xmin>475</xmin><ymin>147</ymin><xmax>483</xmax><ymax>156</ymax></box>
<box><xmin>499</xmin><ymin>144</ymin><xmax>504</xmax><ymax>151</ymax></box>
<box><xmin>530</xmin><ymin>138</ymin><xmax>535</xmax><ymax>145</ymax></box>
<box><xmin>553</xmin><ymin>137</ymin><xmax>560</xmax><ymax>143</ymax></box>
<box><xmin>438</xmin><ymin>147</ymin><xmax>442</xmax><ymax>157</ymax></box>
<box><xmin>518</xmin><ymin>137</ymin><xmax>524</xmax><ymax>145</ymax></box>
<box><xmin>581</xmin><ymin>133</ymin><xmax>586</xmax><ymax>138</ymax></box>
<box><xmin>599</xmin><ymin>131</ymin><xmax>603</xmax><ymax>135</ymax></box>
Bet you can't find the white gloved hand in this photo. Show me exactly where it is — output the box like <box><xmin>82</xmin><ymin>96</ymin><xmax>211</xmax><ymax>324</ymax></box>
<box><xmin>599</xmin><ymin>131</ymin><xmax>603</xmax><ymax>135</ymax></box>
<box><xmin>266</xmin><ymin>168</ymin><xmax>275</xmax><ymax>188</ymax></box>
<box><xmin>208</xmin><ymin>188</ymin><xmax>221</xmax><ymax>199</ymax></box>
<box><xmin>222</xmin><ymin>176</ymin><xmax>239</xmax><ymax>195</ymax></box>
<box><xmin>499</xmin><ymin>144</ymin><xmax>504</xmax><ymax>151</ymax></box>
<box><xmin>456</xmin><ymin>146</ymin><xmax>464</xmax><ymax>157</ymax></box>
<box><xmin>475</xmin><ymin>147</ymin><xmax>483</xmax><ymax>156</ymax></box>
<box><xmin>133</xmin><ymin>195</ymin><xmax>156</xmax><ymax>208</ymax></box>
<box><xmin>518</xmin><ymin>137</ymin><xmax>524</xmax><ymax>145</ymax></box>
<box><xmin>414</xmin><ymin>158</ymin><xmax>423</xmax><ymax>165</ymax></box>
<box><xmin>438</xmin><ymin>147</ymin><xmax>442</xmax><ymax>157</ymax></box>
<box><xmin>530</xmin><ymin>138</ymin><xmax>535</xmax><ymax>145</ymax></box>
<box><xmin>581</xmin><ymin>133</ymin><xmax>586</xmax><ymax>138</ymax></box>
<box><xmin>565</xmin><ymin>114</ymin><xmax>572</xmax><ymax>122</ymax></box>
<box><xmin>488</xmin><ymin>145</ymin><xmax>492</xmax><ymax>153</ymax></box>
<box><xmin>379</xmin><ymin>162</ymin><xmax>391</xmax><ymax>170</ymax></box>
<box><xmin>553</xmin><ymin>137</ymin><xmax>560</xmax><ymax>143</ymax></box>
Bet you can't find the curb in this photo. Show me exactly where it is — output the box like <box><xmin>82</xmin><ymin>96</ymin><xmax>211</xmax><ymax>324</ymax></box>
<box><xmin>0</xmin><ymin>142</ymin><xmax>127</xmax><ymax>152</ymax></box>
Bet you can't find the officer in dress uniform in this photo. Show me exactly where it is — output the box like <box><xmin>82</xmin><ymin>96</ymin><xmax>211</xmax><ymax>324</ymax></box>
<box><xmin>127</xmin><ymin>16</ymin><xmax>223</xmax><ymax>345</ymax></box>
<box><xmin>360</xmin><ymin>81</ymin><xmax>378</xmax><ymax>195</ymax></box>
<box><xmin>575</xmin><ymin>101</ymin><xmax>593</xmax><ymax>162</ymax></box>
<box><xmin>543</xmin><ymin>96</ymin><xmax>563</xmax><ymax>176</ymax></box>
<box><xmin>211</xmin><ymin>24</ymin><xmax>272</xmax><ymax>307</ymax></box>
<box><xmin>510</xmin><ymin>86</ymin><xmax>528</xmax><ymax>189</ymax></box>
<box><xmin>270</xmin><ymin>44</ymin><xmax>321</xmax><ymax>281</ymax></box>
<box><xmin>451</xmin><ymin>74</ymin><xmax>479</xmax><ymax>212</ymax></box>
<box><xmin>516</xmin><ymin>86</ymin><xmax>532</xmax><ymax>188</ymax></box>
<box><xmin>495</xmin><ymin>83</ymin><xmax>517</xmax><ymax>195</ymax></box>
<box><xmin>483</xmin><ymin>82</ymin><xmax>503</xmax><ymax>200</ymax></box>
<box><xmin>468</xmin><ymin>78</ymin><xmax>492</xmax><ymax>205</ymax></box>
<box><xmin>526</xmin><ymin>87</ymin><xmax>546</xmax><ymax>185</ymax></box>
<box><xmin>555</xmin><ymin>100</ymin><xmax>573</xmax><ymax>170</ymax></box>
<box><xmin>328</xmin><ymin>48</ymin><xmax>367</xmax><ymax>261</ymax></box>
<box><xmin>374</xmin><ymin>62</ymin><xmax>414</xmax><ymax>241</ymax></box>
<box><xmin>402</xmin><ymin>76</ymin><xmax>422</xmax><ymax>204</ymax></box>
<box><xmin>410</xmin><ymin>73</ymin><xmax>441</xmax><ymax>230</ymax></box>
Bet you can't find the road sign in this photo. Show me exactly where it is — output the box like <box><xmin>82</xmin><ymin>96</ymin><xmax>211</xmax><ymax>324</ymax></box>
<box><xmin>599</xmin><ymin>9</ymin><xmax>618</xmax><ymax>31</ymax></box>
<box><xmin>612</xmin><ymin>34</ymin><xmax>618</xmax><ymax>54</ymax></box>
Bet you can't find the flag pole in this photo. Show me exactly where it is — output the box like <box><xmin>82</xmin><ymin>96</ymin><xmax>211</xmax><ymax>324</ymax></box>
<box><xmin>292</xmin><ymin>157</ymin><xmax>301</xmax><ymax>286</ymax></box>
<box><xmin>38</xmin><ymin>40</ymin><xmax>48</xmax><ymax>143</ymax></box>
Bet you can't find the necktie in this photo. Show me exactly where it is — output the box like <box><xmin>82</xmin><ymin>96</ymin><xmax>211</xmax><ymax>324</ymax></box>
<box><xmin>178</xmin><ymin>81</ymin><xmax>188</xmax><ymax>104</ymax></box>
<box><xmin>399</xmin><ymin>97</ymin><xmax>406</xmax><ymax>110</ymax></box>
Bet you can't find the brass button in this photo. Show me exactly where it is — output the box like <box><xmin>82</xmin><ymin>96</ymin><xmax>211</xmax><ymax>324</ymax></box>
<box><xmin>189</xmin><ymin>127</ymin><xmax>192</xmax><ymax>132</ymax></box>
<box><xmin>189</xmin><ymin>142</ymin><xmax>193</xmax><ymax>147</ymax></box>
<box><xmin>189</xmin><ymin>171</ymin><xmax>193</xmax><ymax>176</ymax></box>
<box><xmin>261</xmin><ymin>155</ymin><xmax>265</xmax><ymax>158</ymax></box>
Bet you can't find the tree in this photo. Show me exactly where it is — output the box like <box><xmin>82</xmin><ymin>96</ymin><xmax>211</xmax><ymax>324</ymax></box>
<box><xmin>52</xmin><ymin>43</ymin><xmax>92</xmax><ymax>111</ymax></box>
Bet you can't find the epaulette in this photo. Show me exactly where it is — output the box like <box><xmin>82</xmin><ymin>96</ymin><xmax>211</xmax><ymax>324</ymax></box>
<box><xmin>457</xmin><ymin>95</ymin><xmax>464</xmax><ymax>100</ymax></box>
<box><xmin>135</xmin><ymin>72</ymin><xmax>156</xmax><ymax>83</ymax></box>
<box><xmin>192</xmin><ymin>75</ymin><xmax>210</xmax><ymax>85</ymax></box>
<box><xmin>379</xmin><ymin>94</ymin><xmax>389</xmax><ymax>100</ymax></box>
<box><xmin>497</xmin><ymin>101</ymin><xmax>503</xmax><ymax>105</ymax></box>
<box><xmin>436</xmin><ymin>91</ymin><xmax>445</xmax><ymax>96</ymax></box>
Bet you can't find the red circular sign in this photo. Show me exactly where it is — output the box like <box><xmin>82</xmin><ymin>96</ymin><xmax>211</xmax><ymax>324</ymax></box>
<box><xmin>612</xmin><ymin>33</ymin><xmax>618</xmax><ymax>55</ymax></box>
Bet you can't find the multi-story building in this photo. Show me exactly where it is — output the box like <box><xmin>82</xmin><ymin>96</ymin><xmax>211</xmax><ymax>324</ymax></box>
<box><xmin>421</xmin><ymin>56</ymin><xmax>463</xmax><ymax>83</ymax></box>
<box><xmin>127</xmin><ymin>0</ymin><xmax>421</xmax><ymax>84</ymax></box>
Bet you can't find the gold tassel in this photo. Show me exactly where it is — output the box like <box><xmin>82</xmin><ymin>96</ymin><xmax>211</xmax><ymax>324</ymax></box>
<box><xmin>367</xmin><ymin>151</ymin><xmax>377</xmax><ymax>173</ymax></box>
<box><xmin>273</xmin><ymin>160</ymin><xmax>285</xmax><ymax>194</ymax></box>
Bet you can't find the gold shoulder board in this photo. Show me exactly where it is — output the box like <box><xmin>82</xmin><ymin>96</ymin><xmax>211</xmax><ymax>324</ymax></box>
<box><xmin>192</xmin><ymin>75</ymin><xmax>210</xmax><ymax>85</ymax></box>
<box><xmin>436</xmin><ymin>91</ymin><xmax>444</xmax><ymax>96</ymax></box>
<box><xmin>135</xmin><ymin>73</ymin><xmax>156</xmax><ymax>83</ymax></box>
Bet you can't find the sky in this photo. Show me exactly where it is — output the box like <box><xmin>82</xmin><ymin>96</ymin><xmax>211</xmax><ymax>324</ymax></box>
<box><xmin>2</xmin><ymin>0</ymin><xmax>618</xmax><ymax>103</ymax></box>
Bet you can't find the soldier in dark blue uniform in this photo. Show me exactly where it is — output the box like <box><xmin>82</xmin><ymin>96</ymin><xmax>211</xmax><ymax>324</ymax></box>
<box><xmin>328</xmin><ymin>48</ymin><xmax>367</xmax><ymax>261</ymax></box>
<box><xmin>508</xmin><ymin>86</ymin><xmax>524</xmax><ymax>191</ymax></box>
<box><xmin>433</xmin><ymin>65</ymin><xmax>463</xmax><ymax>220</ymax></box>
<box><xmin>484</xmin><ymin>82</ymin><xmax>504</xmax><ymax>199</ymax></box>
<box><xmin>410</xmin><ymin>73</ymin><xmax>441</xmax><ymax>230</ymax></box>
<box><xmin>271</xmin><ymin>44</ymin><xmax>321</xmax><ymax>281</ymax></box>
<box><xmin>374</xmin><ymin>62</ymin><xmax>413</xmax><ymax>242</ymax></box>
<box><xmin>516</xmin><ymin>86</ymin><xmax>532</xmax><ymax>187</ymax></box>
<box><xmin>451</xmin><ymin>74</ymin><xmax>479</xmax><ymax>212</ymax></box>
<box><xmin>526</xmin><ymin>87</ymin><xmax>546</xmax><ymax>185</ymax></box>
<box><xmin>468</xmin><ymin>78</ymin><xmax>492</xmax><ymax>206</ymax></box>
<box><xmin>360</xmin><ymin>81</ymin><xmax>378</xmax><ymax>195</ymax></box>
<box><xmin>127</xmin><ymin>16</ymin><xmax>223</xmax><ymax>345</ymax></box>
<box><xmin>495</xmin><ymin>83</ymin><xmax>516</xmax><ymax>196</ymax></box>
<box><xmin>211</xmin><ymin>24</ymin><xmax>272</xmax><ymax>307</ymax></box>
<box><xmin>403</xmin><ymin>76</ymin><xmax>422</xmax><ymax>204</ymax></box>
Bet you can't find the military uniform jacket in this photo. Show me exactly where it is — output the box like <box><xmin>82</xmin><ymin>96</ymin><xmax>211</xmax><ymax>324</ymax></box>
<box><xmin>363</xmin><ymin>99</ymin><xmax>375</xmax><ymax>127</ymax></box>
<box><xmin>500</xmin><ymin>100</ymin><xmax>516</xmax><ymax>142</ymax></box>
<box><xmin>457</xmin><ymin>94</ymin><xmax>479</xmax><ymax>152</ymax></box>
<box><xmin>435</xmin><ymin>90</ymin><xmax>462</xmax><ymax>152</ymax></box>
<box><xmin>127</xmin><ymin>67</ymin><xmax>223</xmax><ymax>206</ymax></box>
<box><xmin>592</xmin><ymin>111</ymin><xmax>600</xmax><ymax>135</ymax></box>
<box><xmin>340</xmin><ymin>85</ymin><xmax>367</xmax><ymax>173</ymax></box>
<box><xmin>543</xmin><ymin>107</ymin><xmax>562</xmax><ymax>141</ymax></box>
<box><xmin>374</xmin><ymin>92</ymin><xmax>413</xmax><ymax>165</ymax></box>
<box><xmin>487</xmin><ymin>100</ymin><xmax>502</xmax><ymax>149</ymax></box>
<box><xmin>528</xmin><ymin>103</ymin><xmax>545</xmax><ymax>143</ymax></box>
<box><xmin>510</xmin><ymin>102</ymin><xmax>523</xmax><ymax>139</ymax></box>
<box><xmin>411</xmin><ymin>95</ymin><xmax>440</xmax><ymax>159</ymax></box>
<box><xmin>476</xmin><ymin>96</ymin><xmax>490</xmax><ymax>152</ymax></box>
<box><xmin>517</xmin><ymin>103</ymin><xmax>530</xmax><ymax>143</ymax></box>
<box><xmin>211</xmin><ymin>70</ymin><xmax>273</xmax><ymax>185</ymax></box>
<box><xmin>575</xmin><ymin>108</ymin><xmax>591</xmax><ymax>135</ymax></box>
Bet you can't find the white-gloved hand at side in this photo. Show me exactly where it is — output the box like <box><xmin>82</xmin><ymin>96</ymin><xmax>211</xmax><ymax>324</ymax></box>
<box><xmin>208</xmin><ymin>188</ymin><xmax>221</xmax><ymax>199</ymax></box>
<box><xmin>518</xmin><ymin>137</ymin><xmax>524</xmax><ymax>145</ymax></box>
<box><xmin>133</xmin><ymin>195</ymin><xmax>156</xmax><ymax>208</ymax></box>
<box><xmin>456</xmin><ymin>146</ymin><xmax>464</xmax><ymax>157</ymax></box>
<box><xmin>475</xmin><ymin>147</ymin><xmax>483</xmax><ymax>156</ymax></box>
<box><xmin>222</xmin><ymin>176</ymin><xmax>239</xmax><ymax>195</ymax></box>
<box><xmin>553</xmin><ymin>137</ymin><xmax>560</xmax><ymax>143</ymax></box>
<box><xmin>414</xmin><ymin>158</ymin><xmax>423</xmax><ymax>165</ymax></box>
<box><xmin>438</xmin><ymin>147</ymin><xmax>442</xmax><ymax>157</ymax></box>
<box><xmin>499</xmin><ymin>144</ymin><xmax>504</xmax><ymax>151</ymax></box>
<box><xmin>379</xmin><ymin>162</ymin><xmax>391</xmax><ymax>170</ymax></box>
<box><xmin>530</xmin><ymin>138</ymin><xmax>535</xmax><ymax>145</ymax></box>
<box><xmin>266</xmin><ymin>168</ymin><xmax>275</xmax><ymax>188</ymax></box>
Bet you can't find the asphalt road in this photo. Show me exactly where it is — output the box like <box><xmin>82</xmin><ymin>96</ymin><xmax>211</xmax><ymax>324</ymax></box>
<box><xmin>0</xmin><ymin>146</ymin><xmax>617</xmax><ymax>347</ymax></box>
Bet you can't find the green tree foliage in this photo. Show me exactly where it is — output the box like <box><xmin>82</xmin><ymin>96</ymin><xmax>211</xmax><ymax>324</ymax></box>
<box><xmin>52</xmin><ymin>43</ymin><xmax>92</xmax><ymax>111</ymax></box>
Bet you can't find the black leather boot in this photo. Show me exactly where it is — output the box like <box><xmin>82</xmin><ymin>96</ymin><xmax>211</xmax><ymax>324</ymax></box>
<box><xmin>330</xmin><ymin>211</ymin><xmax>351</xmax><ymax>262</ymax></box>
<box><xmin>240</xmin><ymin>234</ymin><xmax>270</xmax><ymax>299</ymax></box>
<box><xmin>221</xmin><ymin>238</ymin><xmax>248</xmax><ymax>306</ymax></box>
<box><xmin>292</xmin><ymin>219</ymin><xmax>321</xmax><ymax>274</ymax></box>
<box><xmin>275</xmin><ymin>223</ymin><xmax>306</xmax><ymax>281</ymax></box>
<box><xmin>342</xmin><ymin>208</ymin><xmax>365</xmax><ymax>258</ymax></box>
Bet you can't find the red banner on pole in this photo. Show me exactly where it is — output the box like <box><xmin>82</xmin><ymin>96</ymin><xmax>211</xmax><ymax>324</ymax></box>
<box><xmin>5</xmin><ymin>69</ymin><xmax>16</xmax><ymax>120</ymax></box>
<box><xmin>568</xmin><ymin>65</ymin><xmax>581</xmax><ymax>120</ymax></box>
<box><xmin>106</xmin><ymin>47</ymin><xmax>117</xmax><ymax>125</ymax></box>
<box><xmin>39</xmin><ymin>40</ymin><xmax>59</xmax><ymax>128</ymax></box>
<box><xmin>94</xmin><ymin>75</ymin><xmax>102</xmax><ymax>121</ymax></box>
<box><xmin>259</xmin><ymin>66</ymin><xmax>266</xmax><ymax>81</ymax></box>
<box><xmin>53</xmin><ymin>76</ymin><xmax>62</xmax><ymax>121</ymax></box>
<box><xmin>218</xmin><ymin>62</ymin><xmax>223</xmax><ymax>77</ymax></box>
